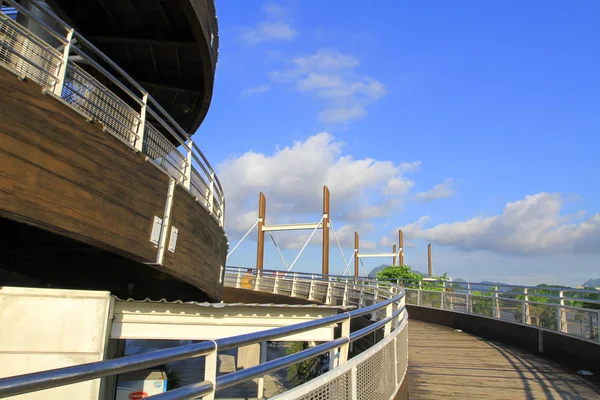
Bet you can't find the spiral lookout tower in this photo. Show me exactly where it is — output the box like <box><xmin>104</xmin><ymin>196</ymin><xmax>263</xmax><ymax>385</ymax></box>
<box><xmin>1</xmin><ymin>2</ymin><xmax>599</xmax><ymax>400</ymax></box>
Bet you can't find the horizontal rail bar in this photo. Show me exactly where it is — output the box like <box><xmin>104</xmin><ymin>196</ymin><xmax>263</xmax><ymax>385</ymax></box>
<box><xmin>358</xmin><ymin>253</ymin><xmax>398</xmax><ymax>258</ymax></box>
<box><xmin>262</xmin><ymin>222</ymin><xmax>323</xmax><ymax>231</ymax></box>
<box><xmin>2</xmin><ymin>0</ymin><xmax>68</xmax><ymax>45</ymax></box>
<box><xmin>216</xmin><ymin>337</ymin><xmax>348</xmax><ymax>390</ymax></box>
<box><xmin>146</xmin><ymin>381</ymin><xmax>213</xmax><ymax>400</ymax></box>
<box><xmin>0</xmin><ymin>342</ymin><xmax>215</xmax><ymax>398</ymax></box>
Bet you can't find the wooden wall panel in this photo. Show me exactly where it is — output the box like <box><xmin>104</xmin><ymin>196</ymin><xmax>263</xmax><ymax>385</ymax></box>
<box><xmin>162</xmin><ymin>186</ymin><xmax>228</xmax><ymax>301</ymax></box>
<box><xmin>0</xmin><ymin>67</ymin><xmax>167</xmax><ymax>262</ymax></box>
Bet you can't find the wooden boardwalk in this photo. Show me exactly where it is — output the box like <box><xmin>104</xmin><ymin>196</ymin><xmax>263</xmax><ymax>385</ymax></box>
<box><xmin>407</xmin><ymin>320</ymin><xmax>600</xmax><ymax>399</ymax></box>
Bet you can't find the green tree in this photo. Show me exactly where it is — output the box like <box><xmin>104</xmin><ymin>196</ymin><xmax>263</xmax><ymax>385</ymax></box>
<box><xmin>376</xmin><ymin>265</ymin><xmax>423</xmax><ymax>285</ymax></box>
<box><xmin>286</xmin><ymin>342</ymin><xmax>328</xmax><ymax>387</ymax></box>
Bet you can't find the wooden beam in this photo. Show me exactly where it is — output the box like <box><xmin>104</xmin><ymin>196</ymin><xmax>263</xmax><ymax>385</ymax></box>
<box><xmin>149</xmin><ymin>43</ymin><xmax>158</xmax><ymax>76</ymax></box>
<box><xmin>428</xmin><ymin>243</ymin><xmax>432</xmax><ymax>278</ymax></box>
<box><xmin>393</xmin><ymin>244</ymin><xmax>397</xmax><ymax>266</ymax></box>
<box><xmin>138</xmin><ymin>81</ymin><xmax>201</xmax><ymax>95</ymax></box>
<box><xmin>256</xmin><ymin>192</ymin><xmax>266</xmax><ymax>271</ymax></box>
<box><xmin>322</xmin><ymin>186</ymin><xmax>330</xmax><ymax>276</ymax></box>
<box><xmin>88</xmin><ymin>36</ymin><xmax>197</xmax><ymax>48</ymax></box>
<box><xmin>399</xmin><ymin>229</ymin><xmax>404</xmax><ymax>266</ymax></box>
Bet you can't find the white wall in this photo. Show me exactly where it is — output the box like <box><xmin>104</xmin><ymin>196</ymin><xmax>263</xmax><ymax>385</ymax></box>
<box><xmin>0</xmin><ymin>287</ymin><xmax>113</xmax><ymax>399</ymax></box>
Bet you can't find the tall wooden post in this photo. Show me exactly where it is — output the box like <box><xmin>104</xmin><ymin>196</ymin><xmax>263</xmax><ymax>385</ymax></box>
<box><xmin>393</xmin><ymin>245</ymin><xmax>397</xmax><ymax>266</ymax></box>
<box><xmin>354</xmin><ymin>232</ymin><xmax>359</xmax><ymax>277</ymax></box>
<box><xmin>256</xmin><ymin>192</ymin><xmax>266</xmax><ymax>271</ymax></box>
<box><xmin>322</xmin><ymin>186</ymin><xmax>330</xmax><ymax>276</ymax></box>
<box><xmin>427</xmin><ymin>243</ymin><xmax>432</xmax><ymax>278</ymax></box>
<box><xmin>399</xmin><ymin>230</ymin><xmax>404</xmax><ymax>266</ymax></box>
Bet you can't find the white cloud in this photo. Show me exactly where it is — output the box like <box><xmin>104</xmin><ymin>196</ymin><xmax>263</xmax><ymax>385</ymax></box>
<box><xmin>219</xmin><ymin>132</ymin><xmax>419</xmax><ymax>249</ymax></box>
<box><xmin>269</xmin><ymin>50</ymin><xmax>386</xmax><ymax>124</ymax></box>
<box><xmin>401</xmin><ymin>193</ymin><xmax>600</xmax><ymax>255</ymax></box>
<box><xmin>414</xmin><ymin>178</ymin><xmax>456</xmax><ymax>203</ymax></box>
<box><xmin>239</xmin><ymin>85</ymin><xmax>270</xmax><ymax>98</ymax></box>
<box><xmin>238</xmin><ymin>2</ymin><xmax>297</xmax><ymax>45</ymax></box>
<box><xmin>239</xmin><ymin>22</ymin><xmax>297</xmax><ymax>44</ymax></box>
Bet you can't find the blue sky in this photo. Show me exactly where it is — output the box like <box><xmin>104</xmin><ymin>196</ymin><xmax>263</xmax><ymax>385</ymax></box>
<box><xmin>197</xmin><ymin>1</ymin><xmax>599</xmax><ymax>286</ymax></box>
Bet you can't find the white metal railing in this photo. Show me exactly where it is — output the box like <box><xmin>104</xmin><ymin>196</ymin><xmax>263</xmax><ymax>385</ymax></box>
<box><xmin>0</xmin><ymin>0</ymin><xmax>225</xmax><ymax>227</ymax></box>
<box><xmin>0</xmin><ymin>267</ymin><xmax>408</xmax><ymax>399</ymax></box>
<box><xmin>399</xmin><ymin>278</ymin><xmax>600</xmax><ymax>343</ymax></box>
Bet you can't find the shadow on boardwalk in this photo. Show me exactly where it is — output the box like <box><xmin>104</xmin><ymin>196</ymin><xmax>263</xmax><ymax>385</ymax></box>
<box><xmin>407</xmin><ymin>320</ymin><xmax>600</xmax><ymax>399</ymax></box>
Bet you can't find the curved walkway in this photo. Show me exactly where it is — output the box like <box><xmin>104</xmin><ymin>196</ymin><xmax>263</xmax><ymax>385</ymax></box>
<box><xmin>407</xmin><ymin>320</ymin><xmax>600</xmax><ymax>399</ymax></box>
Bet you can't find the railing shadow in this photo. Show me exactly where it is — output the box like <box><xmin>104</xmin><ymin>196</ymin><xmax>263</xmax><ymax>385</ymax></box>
<box><xmin>473</xmin><ymin>335</ymin><xmax>599</xmax><ymax>399</ymax></box>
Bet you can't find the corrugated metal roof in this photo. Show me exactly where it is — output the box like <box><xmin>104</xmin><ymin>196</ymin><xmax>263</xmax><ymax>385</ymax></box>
<box><xmin>114</xmin><ymin>297</ymin><xmax>355</xmax><ymax>309</ymax></box>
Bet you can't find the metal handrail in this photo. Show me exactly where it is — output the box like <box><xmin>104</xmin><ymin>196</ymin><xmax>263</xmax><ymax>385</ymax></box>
<box><xmin>0</xmin><ymin>0</ymin><xmax>225</xmax><ymax>226</ymax></box>
<box><xmin>0</xmin><ymin>267</ymin><xmax>407</xmax><ymax>399</ymax></box>
<box><xmin>402</xmin><ymin>277</ymin><xmax>600</xmax><ymax>343</ymax></box>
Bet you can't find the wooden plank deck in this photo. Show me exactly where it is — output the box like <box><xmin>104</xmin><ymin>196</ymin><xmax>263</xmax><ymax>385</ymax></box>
<box><xmin>407</xmin><ymin>320</ymin><xmax>600</xmax><ymax>399</ymax></box>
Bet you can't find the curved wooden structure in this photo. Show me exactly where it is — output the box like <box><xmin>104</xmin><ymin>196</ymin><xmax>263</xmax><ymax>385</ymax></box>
<box><xmin>44</xmin><ymin>0</ymin><xmax>219</xmax><ymax>135</ymax></box>
<box><xmin>0</xmin><ymin>1</ymin><xmax>226</xmax><ymax>301</ymax></box>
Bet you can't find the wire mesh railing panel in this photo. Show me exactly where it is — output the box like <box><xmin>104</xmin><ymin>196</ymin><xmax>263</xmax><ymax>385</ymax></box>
<box><xmin>470</xmin><ymin>295</ymin><xmax>494</xmax><ymax>318</ymax></box>
<box><xmin>190</xmin><ymin>167</ymin><xmax>209</xmax><ymax>201</ymax></box>
<box><xmin>420</xmin><ymin>290</ymin><xmax>442</xmax><ymax>308</ymax></box>
<box><xmin>497</xmin><ymin>299</ymin><xmax>522</xmax><ymax>323</ymax></box>
<box><xmin>143</xmin><ymin>123</ymin><xmax>185</xmax><ymax>182</ymax></box>
<box><xmin>356</xmin><ymin>339</ymin><xmax>397</xmax><ymax>400</ymax></box>
<box><xmin>529</xmin><ymin>303</ymin><xmax>560</xmax><ymax>331</ymax></box>
<box><xmin>0</xmin><ymin>16</ymin><xmax>61</xmax><ymax>88</ymax></box>
<box><xmin>297</xmin><ymin>369</ymin><xmax>352</xmax><ymax>400</ymax></box>
<box><xmin>445</xmin><ymin>292</ymin><xmax>468</xmax><ymax>313</ymax></box>
<box><xmin>62</xmin><ymin>62</ymin><xmax>139</xmax><ymax>145</ymax></box>
<box><xmin>396</xmin><ymin>324</ymin><xmax>408</xmax><ymax>384</ymax></box>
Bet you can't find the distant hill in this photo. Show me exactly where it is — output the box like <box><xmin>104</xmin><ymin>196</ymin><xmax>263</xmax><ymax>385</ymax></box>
<box><xmin>582</xmin><ymin>278</ymin><xmax>600</xmax><ymax>288</ymax></box>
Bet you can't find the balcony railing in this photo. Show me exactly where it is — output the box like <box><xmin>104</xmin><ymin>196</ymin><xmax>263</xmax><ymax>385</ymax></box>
<box><xmin>0</xmin><ymin>0</ymin><xmax>224</xmax><ymax>227</ymax></box>
<box><xmin>0</xmin><ymin>267</ymin><xmax>408</xmax><ymax>399</ymax></box>
<box><xmin>400</xmin><ymin>278</ymin><xmax>600</xmax><ymax>343</ymax></box>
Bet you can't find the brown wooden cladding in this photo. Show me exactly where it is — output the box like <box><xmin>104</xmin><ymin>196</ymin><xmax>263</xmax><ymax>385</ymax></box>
<box><xmin>0</xmin><ymin>67</ymin><xmax>227</xmax><ymax>300</ymax></box>
<box><xmin>163</xmin><ymin>185</ymin><xmax>227</xmax><ymax>301</ymax></box>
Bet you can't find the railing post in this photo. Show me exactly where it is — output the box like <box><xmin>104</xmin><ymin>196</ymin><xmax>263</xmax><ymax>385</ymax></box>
<box><xmin>358</xmin><ymin>284</ymin><xmax>364</xmax><ymax>308</ymax></box>
<box><xmin>254</xmin><ymin>270</ymin><xmax>261</xmax><ymax>291</ymax></box>
<box><xmin>467</xmin><ymin>283</ymin><xmax>472</xmax><ymax>314</ymax></box>
<box><xmin>273</xmin><ymin>272</ymin><xmax>280</xmax><ymax>294</ymax></box>
<box><xmin>342</xmin><ymin>280</ymin><xmax>348</xmax><ymax>307</ymax></box>
<box><xmin>235</xmin><ymin>268</ymin><xmax>242</xmax><ymax>288</ymax></box>
<box><xmin>207</xmin><ymin>172</ymin><xmax>215</xmax><ymax>214</ymax></box>
<box><xmin>183</xmin><ymin>139</ymin><xmax>192</xmax><ymax>190</ymax></box>
<box><xmin>493</xmin><ymin>286</ymin><xmax>500</xmax><ymax>319</ymax></box>
<box><xmin>326</xmin><ymin>277</ymin><xmax>333</xmax><ymax>305</ymax></box>
<box><xmin>308</xmin><ymin>275</ymin><xmax>315</xmax><ymax>301</ymax></box>
<box><xmin>351</xmin><ymin>366</ymin><xmax>358</xmax><ymax>400</ymax></box>
<box><xmin>338</xmin><ymin>315</ymin><xmax>351</xmax><ymax>366</ymax></box>
<box><xmin>523</xmin><ymin>288</ymin><xmax>531</xmax><ymax>325</ymax></box>
<box><xmin>204</xmin><ymin>346</ymin><xmax>218</xmax><ymax>400</ymax></box>
<box><xmin>130</xmin><ymin>92</ymin><xmax>148</xmax><ymax>151</ymax></box>
<box><xmin>558</xmin><ymin>290</ymin><xmax>567</xmax><ymax>333</ymax></box>
<box><xmin>52</xmin><ymin>28</ymin><xmax>73</xmax><ymax>97</ymax></box>
<box><xmin>291</xmin><ymin>272</ymin><xmax>298</xmax><ymax>297</ymax></box>
<box><xmin>441</xmin><ymin>281</ymin><xmax>446</xmax><ymax>309</ymax></box>
<box><xmin>384</xmin><ymin>303</ymin><xmax>393</xmax><ymax>336</ymax></box>
<box><xmin>257</xmin><ymin>341</ymin><xmax>267</xmax><ymax>399</ymax></box>
<box><xmin>371</xmin><ymin>283</ymin><xmax>379</xmax><ymax>321</ymax></box>
<box><xmin>418</xmin><ymin>280</ymin><xmax>422</xmax><ymax>306</ymax></box>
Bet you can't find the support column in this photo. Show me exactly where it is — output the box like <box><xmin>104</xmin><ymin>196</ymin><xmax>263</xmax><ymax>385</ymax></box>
<box><xmin>427</xmin><ymin>243</ymin><xmax>433</xmax><ymax>278</ymax></box>
<box><xmin>322</xmin><ymin>186</ymin><xmax>330</xmax><ymax>276</ymax></box>
<box><xmin>256</xmin><ymin>192</ymin><xmax>266</xmax><ymax>271</ymax></box>
<box><xmin>354</xmin><ymin>232</ymin><xmax>359</xmax><ymax>277</ymax></box>
<box><xmin>399</xmin><ymin>230</ymin><xmax>404</xmax><ymax>266</ymax></box>
<box><xmin>393</xmin><ymin>245</ymin><xmax>397</xmax><ymax>266</ymax></box>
